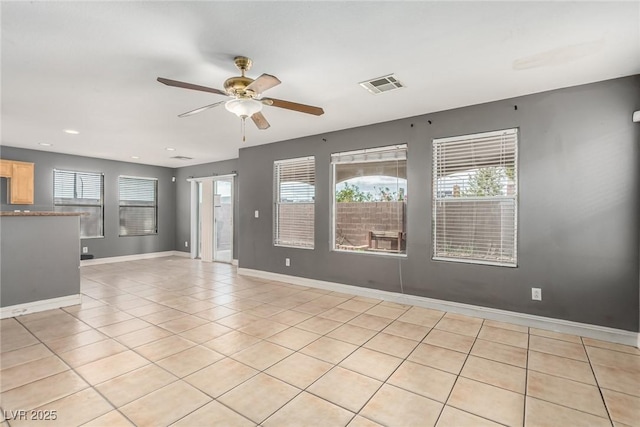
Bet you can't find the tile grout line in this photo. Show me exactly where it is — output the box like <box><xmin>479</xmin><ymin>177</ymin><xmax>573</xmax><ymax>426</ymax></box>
<box><xmin>10</xmin><ymin>313</ymin><xmax>133</xmax><ymax>427</ymax></box>
<box><xmin>210</xmin><ymin>300</ymin><xmax>364</xmax><ymax>425</ymax></box>
<box><xmin>5</xmin><ymin>258</ymin><xmax>638</xmax><ymax>427</ymax></box>
<box><xmin>432</xmin><ymin>315</ymin><xmax>489</xmax><ymax>427</ymax></box>
<box><xmin>523</xmin><ymin>328</ymin><xmax>531</xmax><ymax>427</ymax></box>
<box><xmin>244</xmin><ymin>298</ymin><xmax>407</xmax><ymax>425</ymax></box>
<box><xmin>581</xmin><ymin>336</ymin><xmax>615</xmax><ymax>426</ymax></box>
<box><xmin>260</xmin><ymin>297</ymin><xmax>392</xmax><ymax>425</ymax></box>
<box><xmin>148</xmin><ymin>290</ymin><xmax>384</xmax><ymax>425</ymax></box>
<box><xmin>81</xmin><ymin>261</ymin><xmax>255</xmax><ymax>424</ymax></box>
<box><xmin>7</xmin><ymin>265</ymin><xmax>238</xmax><ymax>425</ymax></box>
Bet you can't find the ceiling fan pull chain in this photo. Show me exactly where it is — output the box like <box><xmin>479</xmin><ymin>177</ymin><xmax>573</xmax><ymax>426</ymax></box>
<box><xmin>242</xmin><ymin>117</ymin><xmax>246</xmax><ymax>142</ymax></box>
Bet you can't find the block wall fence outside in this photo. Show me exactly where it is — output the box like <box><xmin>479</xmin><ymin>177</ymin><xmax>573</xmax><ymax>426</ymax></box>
<box><xmin>335</xmin><ymin>202</ymin><xmax>405</xmax><ymax>248</ymax></box>
<box><xmin>276</xmin><ymin>202</ymin><xmax>406</xmax><ymax>249</ymax></box>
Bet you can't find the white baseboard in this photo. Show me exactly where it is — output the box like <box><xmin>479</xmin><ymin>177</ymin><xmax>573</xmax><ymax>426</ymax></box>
<box><xmin>232</xmin><ymin>259</ymin><xmax>239</xmax><ymax>266</ymax></box>
<box><xmin>81</xmin><ymin>250</ymin><xmax>187</xmax><ymax>266</ymax></box>
<box><xmin>238</xmin><ymin>268</ymin><xmax>639</xmax><ymax>348</ymax></box>
<box><xmin>1</xmin><ymin>294</ymin><xmax>82</xmax><ymax>319</ymax></box>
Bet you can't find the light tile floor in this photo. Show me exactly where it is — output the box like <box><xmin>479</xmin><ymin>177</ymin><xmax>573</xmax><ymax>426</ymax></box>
<box><xmin>1</xmin><ymin>257</ymin><xmax>639</xmax><ymax>427</ymax></box>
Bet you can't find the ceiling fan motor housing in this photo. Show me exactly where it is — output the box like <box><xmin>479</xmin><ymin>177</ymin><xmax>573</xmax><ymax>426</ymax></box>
<box><xmin>224</xmin><ymin>76</ymin><xmax>255</xmax><ymax>98</ymax></box>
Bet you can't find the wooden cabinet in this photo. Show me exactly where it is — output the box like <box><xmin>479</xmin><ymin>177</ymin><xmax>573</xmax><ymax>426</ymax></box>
<box><xmin>10</xmin><ymin>162</ymin><xmax>35</xmax><ymax>204</ymax></box>
<box><xmin>0</xmin><ymin>160</ymin><xmax>12</xmax><ymax>177</ymax></box>
<box><xmin>0</xmin><ymin>159</ymin><xmax>35</xmax><ymax>204</ymax></box>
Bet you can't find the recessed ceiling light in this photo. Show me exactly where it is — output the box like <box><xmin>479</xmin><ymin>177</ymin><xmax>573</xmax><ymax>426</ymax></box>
<box><xmin>166</xmin><ymin>147</ymin><xmax>176</xmax><ymax>151</ymax></box>
<box><xmin>64</xmin><ymin>129</ymin><xmax>79</xmax><ymax>135</ymax></box>
<box><xmin>38</xmin><ymin>142</ymin><xmax>52</xmax><ymax>146</ymax></box>
<box><xmin>131</xmin><ymin>156</ymin><xmax>140</xmax><ymax>159</ymax></box>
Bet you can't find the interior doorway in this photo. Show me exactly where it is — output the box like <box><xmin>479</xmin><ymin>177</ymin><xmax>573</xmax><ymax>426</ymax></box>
<box><xmin>189</xmin><ymin>175</ymin><xmax>235</xmax><ymax>264</ymax></box>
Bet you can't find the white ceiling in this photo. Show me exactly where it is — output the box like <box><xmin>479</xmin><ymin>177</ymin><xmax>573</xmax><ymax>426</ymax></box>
<box><xmin>2</xmin><ymin>2</ymin><xmax>639</xmax><ymax>167</ymax></box>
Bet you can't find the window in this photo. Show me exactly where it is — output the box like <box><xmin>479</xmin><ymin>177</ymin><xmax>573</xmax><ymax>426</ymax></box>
<box><xmin>54</xmin><ymin>169</ymin><xmax>104</xmax><ymax>238</ymax></box>
<box><xmin>273</xmin><ymin>156</ymin><xmax>315</xmax><ymax>249</ymax></box>
<box><xmin>332</xmin><ymin>144</ymin><xmax>407</xmax><ymax>255</ymax></box>
<box><xmin>118</xmin><ymin>176</ymin><xmax>158</xmax><ymax>236</ymax></box>
<box><xmin>432</xmin><ymin>128</ymin><xmax>518</xmax><ymax>266</ymax></box>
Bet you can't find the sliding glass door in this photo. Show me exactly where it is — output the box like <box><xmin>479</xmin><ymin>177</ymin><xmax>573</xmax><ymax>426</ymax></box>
<box><xmin>192</xmin><ymin>176</ymin><xmax>234</xmax><ymax>264</ymax></box>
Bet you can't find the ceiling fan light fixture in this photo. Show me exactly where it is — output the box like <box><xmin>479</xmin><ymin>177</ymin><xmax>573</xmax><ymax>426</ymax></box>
<box><xmin>225</xmin><ymin>98</ymin><xmax>262</xmax><ymax>118</ymax></box>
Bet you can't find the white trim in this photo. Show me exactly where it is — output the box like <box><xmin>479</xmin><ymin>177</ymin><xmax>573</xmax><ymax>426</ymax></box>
<box><xmin>119</xmin><ymin>175</ymin><xmax>158</xmax><ymax>181</ymax></box>
<box><xmin>80</xmin><ymin>250</ymin><xmax>186</xmax><ymax>266</ymax></box>
<box><xmin>190</xmin><ymin>180</ymin><xmax>198</xmax><ymax>259</ymax></box>
<box><xmin>1</xmin><ymin>294</ymin><xmax>82</xmax><ymax>319</ymax></box>
<box><xmin>274</xmin><ymin>243</ymin><xmax>315</xmax><ymax>250</ymax></box>
<box><xmin>273</xmin><ymin>156</ymin><xmax>314</xmax><ymax>164</ymax></box>
<box><xmin>186</xmin><ymin>173</ymin><xmax>237</xmax><ymax>182</ymax></box>
<box><xmin>332</xmin><ymin>248</ymin><xmax>407</xmax><ymax>258</ymax></box>
<box><xmin>331</xmin><ymin>144</ymin><xmax>408</xmax><ymax>161</ymax></box>
<box><xmin>238</xmin><ymin>268</ymin><xmax>639</xmax><ymax>348</ymax></box>
<box><xmin>232</xmin><ymin>259</ymin><xmax>238</xmax><ymax>266</ymax></box>
<box><xmin>200</xmin><ymin>180</ymin><xmax>214</xmax><ymax>262</ymax></box>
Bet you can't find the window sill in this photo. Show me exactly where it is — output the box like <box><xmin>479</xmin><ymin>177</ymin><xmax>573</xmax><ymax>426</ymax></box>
<box><xmin>332</xmin><ymin>248</ymin><xmax>407</xmax><ymax>258</ymax></box>
<box><xmin>274</xmin><ymin>244</ymin><xmax>315</xmax><ymax>250</ymax></box>
<box><xmin>432</xmin><ymin>256</ymin><xmax>517</xmax><ymax>268</ymax></box>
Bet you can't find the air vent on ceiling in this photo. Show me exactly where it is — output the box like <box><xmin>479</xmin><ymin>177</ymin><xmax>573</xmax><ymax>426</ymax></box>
<box><xmin>171</xmin><ymin>156</ymin><xmax>193</xmax><ymax>160</ymax></box>
<box><xmin>359</xmin><ymin>74</ymin><xmax>405</xmax><ymax>95</ymax></box>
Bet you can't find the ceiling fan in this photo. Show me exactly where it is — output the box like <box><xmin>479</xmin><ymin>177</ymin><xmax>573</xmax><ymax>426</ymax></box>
<box><xmin>157</xmin><ymin>56</ymin><xmax>324</xmax><ymax>140</ymax></box>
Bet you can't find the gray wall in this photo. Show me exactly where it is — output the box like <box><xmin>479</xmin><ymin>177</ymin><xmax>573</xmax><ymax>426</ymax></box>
<box><xmin>238</xmin><ymin>75</ymin><xmax>640</xmax><ymax>332</ymax></box>
<box><xmin>0</xmin><ymin>147</ymin><xmax>176</xmax><ymax>258</ymax></box>
<box><xmin>1</xmin><ymin>215</ymin><xmax>80</xmax><ymax>307</ymax></box>
<box><xmin>174</xmin><ymin>159</ymin><xmax>239</xmax><ymax>260</ymax></box>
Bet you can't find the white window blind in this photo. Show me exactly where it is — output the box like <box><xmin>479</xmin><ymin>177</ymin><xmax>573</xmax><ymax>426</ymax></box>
<box><xmin>54</xmin><ymin>169</ymin><xmax>104</xmax><ymax>238</ymax></box>
<box><xmin>118</xmin><ymin>176</ymin><xmax>158</xmax><ymax>236</ymax></box>
<box><xmin>274</xmin><ymin>156</ymin><xmax>315</xmax><ymax>249</ymax></box>
<box><xmin>433</xmin><ymin>129</ymin><xmax>518</xmax><ymax>266</ymax></box>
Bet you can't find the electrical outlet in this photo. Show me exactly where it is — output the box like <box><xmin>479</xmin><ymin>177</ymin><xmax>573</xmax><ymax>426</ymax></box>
<box><xmin>185</xmin><ymin>241</ymin><xmax>188</xmax><ymax>248</ymax></box>
<box><xmin>531</xmin><ymin>288</ymin><xmax>542</xmax><ymax>301</ymax></box>
<box><xmin>285</xmin><ymin>258</ymin><xmax>290</xmax><ymax>267</ymax></box>
<box><xmin>82</xmin><ymin>247</ymin><xmax>88</xmax><ymax>254</ymax></box>
<box><xmin>254</xmin><ymin>210</ymin><xmax>259</xmax><ymax>218</ymax></box>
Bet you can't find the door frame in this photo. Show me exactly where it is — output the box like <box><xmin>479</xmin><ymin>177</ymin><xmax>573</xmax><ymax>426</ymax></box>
<box><xmin>187</xmin><ymin>174</ymin><xmax>236</xmax><ymax>262</ymax></box>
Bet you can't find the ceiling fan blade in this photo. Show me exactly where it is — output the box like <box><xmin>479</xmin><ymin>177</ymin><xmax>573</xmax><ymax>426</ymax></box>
<box><xmin>251</xmin><ymin>111</ymin><xmax>270</xmax><ymax>130</ymax></box>
<box><xmin>262</xmin><ymin>98</ymin><xmax>324</xmax><ymax>116</ymax></box>
<box><xmin>178</xmin><ymin>101</ymin><xmax>225</xmax><ymax>118</ymax></box>
<box><xmin>157</xmin><ymin>77</ymin><xmax>228</xmax><ymax>96</ymax></box>
<box><xmin>246</xmin><ymin>74</ymin><xmax>281</xmax><ymax>94</ymax></box>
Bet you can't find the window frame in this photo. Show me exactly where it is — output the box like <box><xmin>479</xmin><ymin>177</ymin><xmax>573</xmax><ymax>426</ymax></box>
<box><xmin>118</xmin><ymin>175</ymin><xmax>158</xmax><ymax>237</ymax></box>
<box><xmin>53</xmin><ymin>169</ymin><xmax>104</xmax><ymax>239</ymax></box>
<box><xmin>432</xmin><ymin>128</ymin><xmax>518</xmax><ymax>267</ymax></box>
<box><xmin>273</xmin><ymin>156</ymin><xmax>316</xmax><ymax>250</ymax></box>
<box><xmin>331</xmin><ymin>144</ymin><xmax>408</xmax><ymax>258</ymax></box>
